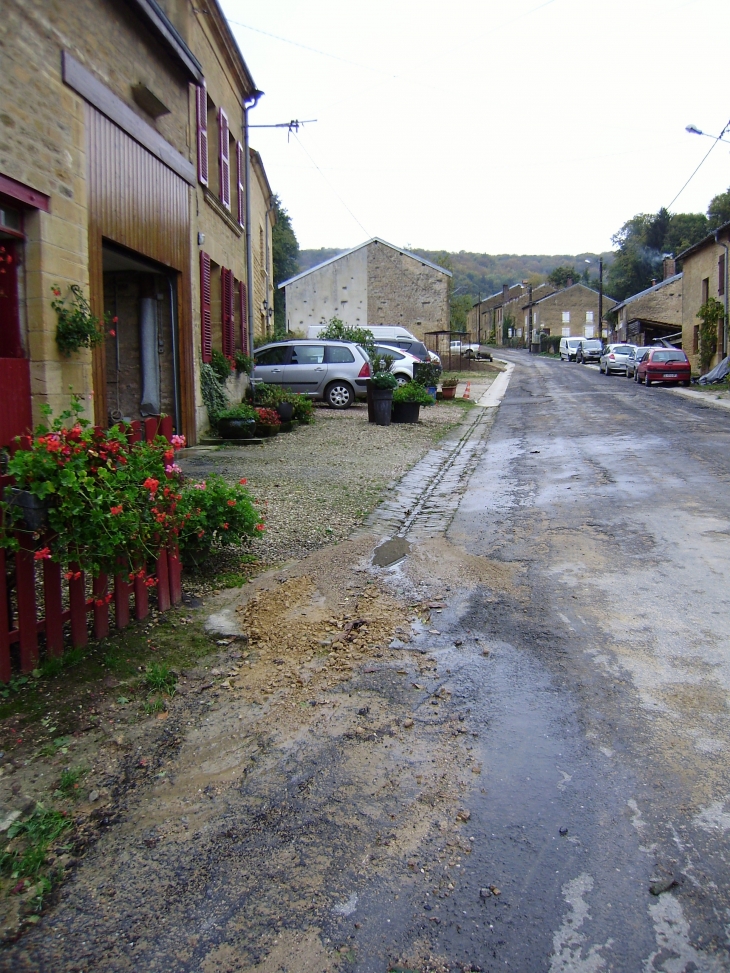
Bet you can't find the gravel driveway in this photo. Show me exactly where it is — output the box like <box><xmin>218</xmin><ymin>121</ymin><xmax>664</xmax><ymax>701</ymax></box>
<box><xmin>177</xmin><ymin>399</ymin><xmax>478</xmax><ymax>570</ymax></box>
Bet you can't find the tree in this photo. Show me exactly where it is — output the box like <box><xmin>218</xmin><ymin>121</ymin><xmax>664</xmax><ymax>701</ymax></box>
<box><xmin>697</xmin><ymin>297</ymin><xmax>724</xmax><ymax>374</ymax></box>
<box><xmin>451</xmin><ymin>293</ymin><xmax>474</xmax><ymax>332</ymax></box>
<box><xmin>708</xmin><ymin>187</ymin><xmax>730</xmax><ymax>231</ymax></box>
<box><xmin>607</xmin><ymin>208</ymin><xmax>709</xmax><ymax>301</ymax></box>
<box><xmin>547</xmin><ymin>265</ymin><xmax>579</xmax><ymax>288</ymax></box>
<box><xmin>272</xmin><ymin>195</ymin><xmax>299</xmax><ymax>335</ymax></box>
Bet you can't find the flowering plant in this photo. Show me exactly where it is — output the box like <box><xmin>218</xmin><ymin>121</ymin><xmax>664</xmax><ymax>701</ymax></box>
<box><xmin>177</xmin><ymin>474</ymin><xmax>264</xmax><ymax>566</ymax></box>
<box><xmin>0</xmin><ymin>398</ymin><xmax>185</xmax><ymax>576</ymax></box>
<box><xmin>51</xmin><ymin>284</ymin><xmax>109</xmax><ymax>356</ymax></box>
<box><xmin>255</xmin><ymin>407</ymin><xmax>281</xmax><ymax>427</ymax></box>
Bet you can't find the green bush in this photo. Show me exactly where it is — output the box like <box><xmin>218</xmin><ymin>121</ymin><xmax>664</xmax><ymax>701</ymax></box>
<box><xmin>392</xmin><ymin>381</ymin><xmax>435</xmax><ymax>405</ymax></box>
<box><xmin>201</xmin><ymin>363</ymin><xmax>228</xmax><ymax>424</ymax></box>
<box><xmin>370</xmin><ymin>371</ymin><xmax>397</xmax><ymax>390</ymax></box>
<box><xmin>210</xmin><ymin>349</ymin><xmax>234</xmax><ymax>383</ymax></box>
<box><xmin>287</xmin><ymin>393</ymin><xmax>314</xmax><ymax>423</ymax></box>
<box><xmin>216</xmin><ymin>402</ymin><xmax>257</xmax><ymax>421</ymax></box>
<box><xmin>250</xmin><ymin>382</ymin><xmax>283</xmax><ymax>407</ymax></box>
<box><xmin>178</xmin><ymin>473</ymin><xmax>264</xmax><ymax>567</ymax></box>
<box><xmin>234</xmin><ymin>350</ymin><xmax>252</xmax><ymax>373</ymax></box>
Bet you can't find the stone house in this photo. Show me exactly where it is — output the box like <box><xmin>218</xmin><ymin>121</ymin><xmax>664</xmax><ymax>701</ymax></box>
<box><xmin>677</xmin><ymin>221</ymin><xmax>730</xmax><ymax>374</ymax></box>
<box><xmin>0</xmin><ymin>0</ymin><xmax>270</xmax><ymax>445</ymax></box>
<box><xmin>279</xmin><ymin>238</ymin><xmax>451</xmax><ymax>341</ymax></box>
<box><xmin>526</xmin><ymin>283</ymin><xmax>617</xmax><ymax>341</ymax></box>
<box><xmin>467</xmin><ymin>282</ymin><xmax>557</xmax><ymax>346</ymax></box>
<box><xmin>606</xmin><ymin>257</ymin><xmax>682</xmax><ymax>347</ymax></box>
<box><xmin>249</xmin><ymin>148</ymin><xmax>276</xmax><ymax>343</ymax></box>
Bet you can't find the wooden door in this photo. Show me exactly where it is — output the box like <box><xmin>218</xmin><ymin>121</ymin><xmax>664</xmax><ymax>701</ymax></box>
<box><xmin>0</xmin><ymin>240</ymin><xmax>32</xmax><ymax>447</ymax></box>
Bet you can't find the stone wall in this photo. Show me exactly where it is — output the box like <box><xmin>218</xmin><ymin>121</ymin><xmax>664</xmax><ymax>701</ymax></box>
<box><xmin>681</xmin><ymin>237</ymin><xmax>728</xmax><ymax>374</ymax></box>
<box><xmin>614</xmin><ymin>277</ymin><xmax>682</xmax><ymax>340</ymax></box>
<box><xmin>285</xmin><ymin>248</ymin><xmax>368</xmax><ymax>334</ymax></box>
<box><xmin>366</xmin><ymin>242</ymin><xmax>449</xmax><ymax>341</ymax></box>
<box><xmin>532</xmin><ymin>285</ymin><xmax>616</xmax><ymax>339</ymax></box>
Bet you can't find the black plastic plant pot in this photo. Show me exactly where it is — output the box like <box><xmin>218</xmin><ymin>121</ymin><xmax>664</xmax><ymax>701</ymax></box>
<box><xmin>4</xmin><ymin>487</ymin><xmax>50</xmax><ymax>531</ymax></box>
<box><xmin>371</xmin><ymin>388</ymin><xmax>393</xmax><ymax>426</ymax></box>
<box><xmin>276</xmin><ymin>401</ymin><xmax>294</xmax><ymax>422</ymax></box>
<box><xmin>218</xmin><ymin>417</ymin><xmax>256</xmax><ymax>440</ymax></box>
<box><xmin>392</xmin><ymin>401</ymin><xmax>420</xmax><ymax>423</ymax></box>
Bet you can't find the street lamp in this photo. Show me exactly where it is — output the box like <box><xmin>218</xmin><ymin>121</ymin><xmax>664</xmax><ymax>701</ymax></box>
<box><xmin>685</xmin><ymin>123</ymin><xmax>730</xmax><ymax>145</ymax></box>
<box><xmin>585</xmin><ymin>258</ymin><xmax>603</xmax><ymax>340</ymax></box>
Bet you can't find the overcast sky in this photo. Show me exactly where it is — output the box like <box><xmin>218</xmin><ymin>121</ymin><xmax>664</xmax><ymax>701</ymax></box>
<box><xmin>221</xmin><ymin>0</ymin><xmax>730</xmax><ymax>256</ymax></box>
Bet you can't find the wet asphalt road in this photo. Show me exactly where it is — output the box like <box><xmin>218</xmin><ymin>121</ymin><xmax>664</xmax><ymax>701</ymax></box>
<box><xmin>417</xmin><ymin>352</ymin><xmax>730</xmax><ymax>971</ymax></box>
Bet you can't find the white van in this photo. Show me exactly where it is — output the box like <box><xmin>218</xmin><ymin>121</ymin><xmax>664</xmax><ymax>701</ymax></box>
<box><xmin>306</xmin><ymin>324</ymin><xmax>440</xmax><ymax>364</ymax></box>
<box><xmin>559</xmin><ymin>336</ymin><xmax>583</xmax><ymax>361</ymax></box>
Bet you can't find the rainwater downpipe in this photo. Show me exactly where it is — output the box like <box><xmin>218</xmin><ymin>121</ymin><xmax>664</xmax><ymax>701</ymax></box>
<box><xmin>167</xmin><ymin>276</ymin><xmax>181</xmax><ymax>434</ymax></box>
<box><xmin>243</xmin><ymin>89</ymin><xmax>264</xmax><ymax>363</ymax></box>
<box><xmin>716</xmin><ymin>231</ymin><xmax>729</xmax><ymax>359</ymax></box>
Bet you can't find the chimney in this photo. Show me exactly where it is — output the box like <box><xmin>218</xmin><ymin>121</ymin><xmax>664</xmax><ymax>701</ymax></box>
<box><xmin>502</xmin><ymin>284</ymin><xmax>509</xmax><ymax>303</ymax></box>
<box><xmin>663</xmin><ymin>254</ymin><xmax>676</xmax><ymax>279</ymax></box>
<box><xmin>566</xmin><ymin>277</ymin><xmax>573</xmax><ymax>288</ymax></box>
<box><xmin>651</xmin><ymin>278</ymin><xmax>657</xmax><ymax>287</ymax></box>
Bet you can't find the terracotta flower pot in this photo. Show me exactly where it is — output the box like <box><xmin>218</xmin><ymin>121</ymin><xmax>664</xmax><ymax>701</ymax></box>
<box><xmin>441</xmin><ymin>385</ymin><xmax>457</xmax><ymax>399</ymax></box>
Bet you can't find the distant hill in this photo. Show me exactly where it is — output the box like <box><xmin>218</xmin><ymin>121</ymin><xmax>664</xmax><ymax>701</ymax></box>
<box><xmin>297</xmin><ymin>247</ymin><xmax>615</xmax><ymax>300</ymax></box>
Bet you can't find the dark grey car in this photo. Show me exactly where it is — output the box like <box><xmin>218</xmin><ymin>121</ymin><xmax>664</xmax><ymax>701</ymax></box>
<box><xmin>253</xmin><ymin>340</ymin><xmax>370</xmax><ymax>408</ymax></box>
<box><xmin>576</xmin><ymin>339</ymin><xmax>603</xmax><ymax>364</ymax></box>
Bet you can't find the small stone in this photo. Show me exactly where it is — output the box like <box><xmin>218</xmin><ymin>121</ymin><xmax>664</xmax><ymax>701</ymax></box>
<box><xmin>454</xmin><ymin>639</ymin><xmax>463</xmax><ymax>647</ymax></box>
<box><xmin>456</xmin><ymin>809</ymin><xmax>471</xmax><ymax>822</ymax></box>
<box><xmin>489</xmin><ymin>885</ymin><xmax>500</xmax><ymax>896</ymax></box>
<box><xmin>650</xmin><ymin>877</ymin><xmax>678</xmax><ymax>896</ymax></box>
<box><xmin>88</xmin><ymin>790</ymin><xmax>100</xmax><ymax>803</ymax></box>
<box><xmin>559</xmin><ymin>826</ymin><xmax>568</xmax><ymax>836</ymax></box>
<box><xmin>429</xmin><ymin>629</ymin><xmax>441</xmax><ymax>635</ymax></box>
<box><xmin>479</xmin><ymin>887</ymin><xmax>491</xmax><ymax>899</ymax></box>
<box><xmin>403</xmin><ymin>718</ymin><xmax>414</xmax><ymax>728</ymax></box>
<box><xmin>482</xmin><ymin>648</ymin><xmax>490</xmax><ymax>656</ymax></box>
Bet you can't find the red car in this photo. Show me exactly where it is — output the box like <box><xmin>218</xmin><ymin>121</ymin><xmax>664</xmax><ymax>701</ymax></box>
<box><xmin>636</xmin><ymin>348</ymin><xmax>691</xmax><ymax>386</ymax></box>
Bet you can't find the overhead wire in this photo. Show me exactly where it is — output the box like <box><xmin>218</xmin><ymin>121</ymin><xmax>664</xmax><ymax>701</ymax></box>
<box><xmin>292</xmin><ymin>132</ymin><xmax>371</xmax><ymax>239</ymax></box>
<box><xmin>667</xmin><ymin>118</ymin><xmax>730</xmax><ymax>210</ymax></box>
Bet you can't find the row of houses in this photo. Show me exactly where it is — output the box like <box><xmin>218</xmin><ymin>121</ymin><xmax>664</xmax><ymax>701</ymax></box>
<box><xmin>0</xmin><ymin>0</ymin><xmax>277</xmax><ymax>448</ymax></box>
<box><xmin>467</xmin><ymin>226</ymin><xmax>730</xmax><ymax>376</ymax></box>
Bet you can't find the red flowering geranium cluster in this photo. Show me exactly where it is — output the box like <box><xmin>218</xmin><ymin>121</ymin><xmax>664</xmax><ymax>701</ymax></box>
<box><xmin>0</xmin><ymin>398</ymin><xmax>186</xmax><ymax>576</ymax></box>
<box><xmin>177</xmin><ymin>473</ymin><xmax>264</xmax><ymax>567</ymax></box>
<box><xmin>255</xmin><ymin>407</ymin><xmax>281</xmax><ymax>427</ymax></box>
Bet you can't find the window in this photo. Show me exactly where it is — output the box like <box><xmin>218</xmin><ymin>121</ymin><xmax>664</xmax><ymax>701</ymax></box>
<box><xmin>693</xmin><ymin>326</ymin><xmax>700</xmax><ymax>354</ymax></box>
<box><xmin>327</xmin><ymin>346</ymin><xmax>355</xmax><ymax>364</ymax></box>
<box><xmin>290</xmin><ymin>344</ymin><xmax>324</xmax><ymax>365</ymax></box>
<box><xmin>255</xmin><ymin>345</ymin><xmax>287</xmax><ymax>366</ymax></box>
<box><xmin>720</xmin><ymin>255</ymin><xmax>726</xmax><ymax>297</ymax></box>
<box><xmin>702</xmin><ymin>277</ymin><xmax>709</xmax><ymax>305</ymax></box>
<box><xmin>562</xmin><ymin>311</ymin><xmax>570</xmax><ymax>323</ymax></box>
<box><xmin>586</xmin><ymin>310</ymin><xmax>594</xmax><ymax>323</ymax></box>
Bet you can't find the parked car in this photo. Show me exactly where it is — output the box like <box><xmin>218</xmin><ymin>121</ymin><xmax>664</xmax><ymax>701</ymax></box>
<box><xmin>372</xmin><ymin>344</ymin><xmax>427</xmax><ymax>385</ymax></box>
<box><xmin>449</xmin><ymin>339</ymin><xmax>480</xmax><ymax>359</ymax></box>
<box><xmin>636</xmin><ymin>347</ymin><xmax>691</xmax><ymax>386</ymax></box>
<box><xmin>599</xmin><ymin>343</ymin><xmax>637</xmax><ymax>375</ymax></box>
<box><xmin>306</xmin><ymin>324</ymin><xmax>441</xmax><ymax>366</ymax></box>
<box><xmin>576</xmin><ymin>339</ymin><xmax>603</xmax><ymax>364</ymax></box>
<box><xmin>253</xmin><ymin>339</ymin><xmax>370</xmax><ymax>408</ymax></box>
<box><xmin>626</xmin><ymin>346</ymin><xmax>652</xmax><ymax>379</ymax></box>
<box><xmin>559</xmin><ymin>337</ymin><xmax>583</xmax><ymax>361</ymax></box>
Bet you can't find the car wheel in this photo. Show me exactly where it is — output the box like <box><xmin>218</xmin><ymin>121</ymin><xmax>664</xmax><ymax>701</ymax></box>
<box><xmin>394</xmin><ymin>373</ymin><xmax>410</xmax><ymax>387</ymax></box>
<box><xmin>644</xmin><ymin>373</ymin><xmax>651</xmax><ymax>386</ymax></box>
<box><xmin>681</xmin><ymin>379</ymin><xmax>690</xmax><ymax>387</ymax></box>
<box><xmin>324</xmin><ymin>380</ymin><xmax>354</xmax><ymax>409</ymax></box>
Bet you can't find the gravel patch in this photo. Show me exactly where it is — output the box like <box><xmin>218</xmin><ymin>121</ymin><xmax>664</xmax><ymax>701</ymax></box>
<box><xmin>177</xmin><ymin>400</ymin><xmax>478</xmax><ymax>573</ymax></box>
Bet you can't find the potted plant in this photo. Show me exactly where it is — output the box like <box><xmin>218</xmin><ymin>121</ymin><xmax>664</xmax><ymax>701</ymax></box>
<box><xmin>255</xmin><ymin>406</ymin><xmax>281</xmax><ymax>437</ymax></box>
<box><xmin>392</xmin><ymin>381</ymin><xmax>434</xmax><ymax>423</ymax></box>
<box><xmin>412</xmin><ymin>361</ymin><xmax>442</xmax><ymax>399</ymax></box>
<box><xmin>440</xmin><ymin>376</ymin><xmax>459</xmax><ymax>399</ymax></box>
<box><xmin>216</xmin><ymin>403</ymin><xmax>257</xmax><ymax>440</ymax></box>
<box><xmin>369</xmin><ymin>371</ymin><xmax>397</xmax><ymax>426</ymax></box>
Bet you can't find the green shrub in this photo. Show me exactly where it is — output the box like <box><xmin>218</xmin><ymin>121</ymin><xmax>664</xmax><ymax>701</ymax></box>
<box><xmin>392</xmin><ymin>381</ymin><xmax>435</xmax><ymax>405</ymax></box>
<box><xmin>201</xmin><ymin>363</ymin><xmax>228</xmax><ymax>424</ymax></box>
<box><xmin>250</xmin><ymin>382</ymin><xmax>283</xmax><ymax>407</ymax></box>
<box><xmin>178</xmin><ymin>473</ymin><xmax>264</xmax><ymax>566</ymax></box>
<box><xmin>216</xmin><ymin>402</ymin><xmax>257</xmax><ymax>421</ymax></box>
<box><xmin>370</xmin><ymin>371</ymin><xmax>397</xmax><ymax>390</ymax></box>
<box><xmin>286</xmin><ymin>393</ymin><xmax>314</xmax><ymax>423</ymax></box>
<box><xmin>210</xmin><ymin>349</ymin><xmax>234</xmax><ymax>383</ymax></box>
<box><xmin>234</xmin><ymin>350</ymin><xmax>252</xmax><ymax>373</ymax></box>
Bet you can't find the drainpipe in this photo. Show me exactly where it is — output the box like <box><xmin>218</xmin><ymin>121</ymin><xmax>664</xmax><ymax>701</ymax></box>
<box><xmin>264</xmin><ymin>195</ymin><xmax>275</xmax><ymax>335</ymax></box>
<box><xmin>244</xmin><ymin>89</ymin><xmax>264</xmax><ymax>362</ymax></box>
<box><xmin>167</xmin><ymin>276</ymin><xmax>181</xmax><ymax>434</ymax></box>
<box><xmin>715</xmin><ymin>231</ymin><xmax>729</xmax><ymax>358</ymax></box>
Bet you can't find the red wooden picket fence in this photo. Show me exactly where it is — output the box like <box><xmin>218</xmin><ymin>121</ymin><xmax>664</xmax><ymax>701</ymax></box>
<box><xmin>0</xmin><ymin>416</ymin><xmax>183</xmax><ymax>683</ymax></box>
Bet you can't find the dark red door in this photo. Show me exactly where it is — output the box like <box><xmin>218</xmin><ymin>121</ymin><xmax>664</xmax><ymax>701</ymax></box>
<box><xmin>0</xmin><ymin>240</ymin><xmax>32</xmax><ymax>447</ymax></box>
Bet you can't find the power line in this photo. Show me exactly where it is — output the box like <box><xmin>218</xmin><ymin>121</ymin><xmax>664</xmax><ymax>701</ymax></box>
<box><xmin>667</xmin><ymin>117</ymin><xmax>730</xmax><ymax>209</ymax></box>
<box><xmin>292</xmin><ymin>133</ymin><xmax>371</xmax><ymax>239</ymax></box>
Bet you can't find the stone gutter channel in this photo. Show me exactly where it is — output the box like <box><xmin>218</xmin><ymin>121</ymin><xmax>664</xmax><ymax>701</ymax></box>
<box><xmin>356</xmin><ymin>404</ymin><xmax>498</xmax><ymax>542</ymax></box>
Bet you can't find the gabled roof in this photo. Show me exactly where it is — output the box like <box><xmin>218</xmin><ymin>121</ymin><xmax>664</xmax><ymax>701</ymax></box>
<box><xmin>609</xmin><ymin>273</ymin><xmax>682</xmax><ymax>314</ymax></box>
<box><xmin>528</xmin><ymin>282</ymin><xmax>616</xmax><ymax>306</ymax></box>
<box><xmin>278</xmin><ymin>237</ymin><xmax>453</xmax><ymax>289</ymax></box>
<box><xmin>676</xmin><ymin>220</ymin><xmax>730</xmax><ymax>262</ymax></box>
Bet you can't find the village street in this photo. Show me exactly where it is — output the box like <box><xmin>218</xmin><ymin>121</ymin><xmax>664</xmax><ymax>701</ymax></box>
<box><xmin>7</xmin><ymin>353</ymin><xmax>730</xmax><ymax>972</ymax></box>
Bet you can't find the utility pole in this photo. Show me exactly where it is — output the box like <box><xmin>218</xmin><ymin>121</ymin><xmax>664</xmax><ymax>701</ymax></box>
<box><xmin>478</xmin><ymin>292</ymin><xmax>481</xmax><ymax>345</ymax></box>
<box><xmin>599</xmin><ymin>256</ymin><xmax>603</xmax><ymax>340</ymax></box>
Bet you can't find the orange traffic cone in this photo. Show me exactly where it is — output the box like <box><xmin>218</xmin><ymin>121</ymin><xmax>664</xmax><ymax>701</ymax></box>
<box><xmin>462</xmin><ymin>382</ymin><xmax>471</xmax><ymax>399</ymax></box>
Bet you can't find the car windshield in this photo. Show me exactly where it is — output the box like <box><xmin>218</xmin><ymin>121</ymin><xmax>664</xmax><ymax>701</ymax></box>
<box><xmin>567</xmin><ymin>340</ymin><xmax>581</xmax><ymax>347</ymax></box>
<box><xmin>612</xmin><ymin>346</ymin><xmax>634</xmax><ymax>354</ymax></box>
<box><xmin>652</xmin><ymin>350</ymin><xmax>686</xmax><ymax>362</ymax></box>
<box><xmin>583</xmin><ymin>340</ymin><xmax>601</xmax><ymax>349</ymax></box>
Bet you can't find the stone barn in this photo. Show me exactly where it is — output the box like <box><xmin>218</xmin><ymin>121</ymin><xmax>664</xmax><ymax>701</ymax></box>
<box><xmin>279</xmin><ymin>238</ymin><xmax>451</xmax><ymax>340</ymax></box>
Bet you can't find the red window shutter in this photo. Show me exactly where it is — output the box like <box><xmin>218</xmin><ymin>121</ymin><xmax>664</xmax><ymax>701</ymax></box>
<box><xmin>196</xmin><ymin>82</ymin><xmax>208</xmax><ymax>186</ymax></box>
<box><xmin>236</xmin><ymin>141</ymin><xmax>244</xmax><ymax>227</ymax></box>
<box><xmin>200</xmin><ymin>251</ymin><xmax>212</xmax><ymax>363</ymax></box>
<box><xmin>720</xmin><ymin>254</ymin><xmax>726</xmax><ymax>297</ymax></box>
<box><xmin>239</xmin><ymin>279</ymin><xmax>248</xmax><ymax>352</ymax></box>
<box><xmin>222</xmin><ymin>268</ymin><xmax>234</xmax><ymax>358</ymax></box>
<box><xmin>219</xmin><ymin>108</ymin><xmax>230</xmax><ymax>210</ymax></box>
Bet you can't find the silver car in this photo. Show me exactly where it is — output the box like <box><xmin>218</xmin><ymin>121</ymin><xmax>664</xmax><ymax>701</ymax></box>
<box><xmin>626</xmin><ymin>346</ymin><xmax>652</xmax><ymax>379</ymax></box>
<box><xmin>599</xmin><ymin>343</ymin><xmax>637</xmax><ymax>375</ymax></box>
<box><xmin>253</xmin><ymin>339</ymin><xmax>370</xmax><ymax>409</ymax></box>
